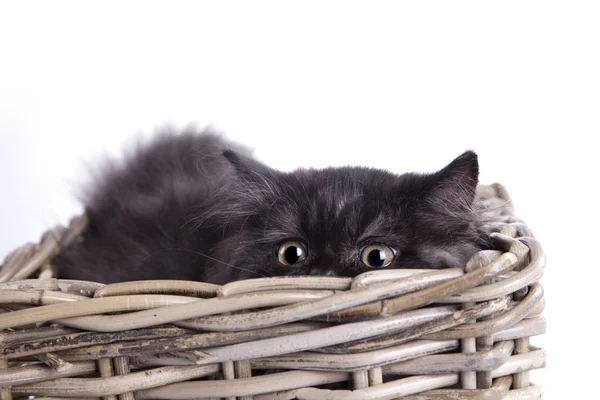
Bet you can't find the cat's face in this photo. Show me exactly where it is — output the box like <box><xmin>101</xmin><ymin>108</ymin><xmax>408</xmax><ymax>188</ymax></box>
<box><xmin>200</xmin><ymin>151</ymin><xmax>484</xmax><ymax>283</ymax></box>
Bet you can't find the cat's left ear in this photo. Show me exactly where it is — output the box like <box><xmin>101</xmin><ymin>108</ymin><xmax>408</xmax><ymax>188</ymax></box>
<box><xmin>222</xmin><ymin>150</ymin><xmax>280</xmax><ymax>185</ymax></box>
<box><xmin>424</xmin><ymin>150</ymin><xmax>479</xmax><ymax>211</ymax></box>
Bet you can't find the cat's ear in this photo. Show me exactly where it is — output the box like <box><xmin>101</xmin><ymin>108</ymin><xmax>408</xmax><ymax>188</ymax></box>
<box><xmin>222</xmin><ymin>150</ymin><xmax>279</xmax><ymax>185</ymax></box>
<box><xmin>424</xmin><ymin>150</ymin><xmax>479</xmax><ymax>212</ymax></box>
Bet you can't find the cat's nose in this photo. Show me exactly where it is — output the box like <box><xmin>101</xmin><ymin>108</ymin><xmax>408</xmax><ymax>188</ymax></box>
<box><xmin>308</xmin><ymin>265</ymin><xmax>337</xmax><ymax>276</ymax></box>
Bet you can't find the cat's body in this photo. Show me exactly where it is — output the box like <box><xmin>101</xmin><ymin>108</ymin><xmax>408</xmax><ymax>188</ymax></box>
<box><xmin>55</xmin><ymin>129</ymin><xmax>490</xmax><ymax>284</ymax></box>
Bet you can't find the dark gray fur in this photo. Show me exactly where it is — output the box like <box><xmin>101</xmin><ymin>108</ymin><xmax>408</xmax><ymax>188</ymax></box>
<box><xmin>55</xmin><ymin>129</ymin><xmax>490</xmax><ymax>284</ymax></box>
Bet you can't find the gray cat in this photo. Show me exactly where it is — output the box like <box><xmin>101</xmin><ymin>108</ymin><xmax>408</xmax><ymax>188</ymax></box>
<box><xmin>55</xmin><ymin>129</ymin><xmax>490</xmax><ymax>284</ymax></box>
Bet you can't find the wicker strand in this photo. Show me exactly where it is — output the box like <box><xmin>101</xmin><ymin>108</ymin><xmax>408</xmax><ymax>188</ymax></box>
<box><xmin>0</xmin><ymin>359</ymin><xmax>11</xmax><ymax>400</ymax></box>
<box><xmin>34</xmin><ymin>352</ymin><xmax>73</xmax><ymax>372</ymax></box>
<box><xmin>512</xmin><ymin>337</ymin><xmax>530</xmax><ymax>389</ymax></box>
<box><xmin>367</xmin><ymin>368</ymin><xmax>382</xmax><ymax>386</ymax></box>
<box><xmin>350</xmin><ymin>371</ymin><xmax>367</xmax><ymax>389</ymax></box>
<box><xmin>113</xmin><ymin>357</ymin><xmax>135</xmax><ymax>400</ymax></box>
<box><xmin>221</xmin><ymin>361</ymin><xmax>236</xmax><ymax>400</ymax></box>
<box><xmin>97</xmin><ymin>358</ymin><xmax>118</xmax><ymax>400</ymax></box>
<box><xmin>234</xmin><ymin>360</ymin><xmax>253</xmax><ymax>400</ymax></box>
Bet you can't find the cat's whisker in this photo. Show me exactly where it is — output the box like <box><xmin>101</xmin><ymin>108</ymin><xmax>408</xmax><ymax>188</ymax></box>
<box><xmin>173</xmin><ymin>248</ymin><xmax>268</xmax><ymax>278</ymax></box>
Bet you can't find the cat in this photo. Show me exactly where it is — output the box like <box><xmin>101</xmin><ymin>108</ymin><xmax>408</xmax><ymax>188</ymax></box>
<box><xmin>54</xmin><ymin>128</ymin><xmax>489</xmax><ymax>285</ymax></box>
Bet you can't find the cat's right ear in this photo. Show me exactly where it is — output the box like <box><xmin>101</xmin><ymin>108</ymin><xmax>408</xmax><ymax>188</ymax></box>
<box><xmin>222</xmin><ymin>150</ymin><xmax>279</xmax><ymax>185</ymax></box>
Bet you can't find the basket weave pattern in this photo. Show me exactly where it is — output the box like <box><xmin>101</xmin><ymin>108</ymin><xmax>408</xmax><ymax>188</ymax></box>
<box><xmin>0</xmin><ymin>184</ymin><xmax>545</xmax><ymax>399</ymax></box>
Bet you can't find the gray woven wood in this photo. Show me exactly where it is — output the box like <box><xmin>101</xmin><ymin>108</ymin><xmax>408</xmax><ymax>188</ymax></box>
<box><xmin>0</xmin><ymin>184</ymin><xmax>545</xmax><ymax>399</ymax></box>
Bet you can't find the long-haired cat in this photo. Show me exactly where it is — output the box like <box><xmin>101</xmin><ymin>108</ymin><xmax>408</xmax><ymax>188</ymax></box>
<box><xmin>55</xmin><ymin>129</ymin><xmax>489</xmax><ymax>284</ymax></box>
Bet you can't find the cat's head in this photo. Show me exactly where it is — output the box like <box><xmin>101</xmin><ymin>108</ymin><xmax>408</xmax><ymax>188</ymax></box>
<box><xmin>196</xmin><ymin>150</ymin><xmax>486</xmax><ymax>283</ymax></box>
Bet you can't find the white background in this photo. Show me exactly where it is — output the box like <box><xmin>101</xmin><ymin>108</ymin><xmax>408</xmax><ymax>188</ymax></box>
<box><xmin>1</xmin><ymin>1</ymin><xmax>599</xmax><ymax>398</ymax></box>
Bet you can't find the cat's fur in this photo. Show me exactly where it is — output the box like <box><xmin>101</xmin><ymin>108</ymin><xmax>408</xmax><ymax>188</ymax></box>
<box><xmin>55</xmin><ymin>129</ymin><xmax>489</xmax><ymax>284</ymax></box>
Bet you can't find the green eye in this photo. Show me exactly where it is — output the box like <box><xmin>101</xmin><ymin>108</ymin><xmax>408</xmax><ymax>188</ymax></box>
<box><xmin>277</xmin><ymin>241</ymin><xmax>307</xmax><ymax>265</ymax></box>
<box><xmin>360</xmin><ymin>244</ymin><xmax>397</xmax><ymax>268</ymax></box>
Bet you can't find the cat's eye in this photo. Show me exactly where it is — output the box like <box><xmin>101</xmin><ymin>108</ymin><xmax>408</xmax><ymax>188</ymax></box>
<box><xmin>360</xmin><ymin>244</ymin><xmax>397</xmax><ymax>268</ymax></box>
<box><xmin>277</xmin><ymin>241</ymin><xmax>307</xmax><ymax>266</ymax></box>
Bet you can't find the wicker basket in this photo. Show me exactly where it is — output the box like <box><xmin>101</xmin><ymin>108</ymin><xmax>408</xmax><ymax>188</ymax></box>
<box><xmin>0</xmin><ymin>184</ymin><xmax>545</xmax><ymax>400</ymax></box>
